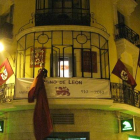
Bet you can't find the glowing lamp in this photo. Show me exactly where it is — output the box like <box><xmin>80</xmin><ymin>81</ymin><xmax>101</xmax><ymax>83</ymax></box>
<box><xmin>0</xmin><ymin>42</ymin><xmax>4</xmax><ymax>52</ymax></box>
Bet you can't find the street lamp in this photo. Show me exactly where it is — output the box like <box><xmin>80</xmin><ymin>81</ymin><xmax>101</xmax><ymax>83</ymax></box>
<box><xmin>0</xmin><ymin>42</ymin><xmax>15</xmax><ymax>66</ymax></box>
<box><xmin>0</xmin><ymin>42</ymin><xmax>4</xmax><ymax>52</ymax></box>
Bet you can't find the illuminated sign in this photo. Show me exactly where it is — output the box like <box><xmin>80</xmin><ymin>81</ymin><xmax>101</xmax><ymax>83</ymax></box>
<box><xmin>128</xmin><ymin>135</ymin><xmax>140</xmax><ymax>140</ymax></box>
<box><xmin>0</xmin><ymin>121</ymin><xmax>4</xmax><ymax>132</ymax></box>
<box><xmin>121</xmin><ymin>119</ymin><xmax>134</xmax><ymax>132</ymax></box>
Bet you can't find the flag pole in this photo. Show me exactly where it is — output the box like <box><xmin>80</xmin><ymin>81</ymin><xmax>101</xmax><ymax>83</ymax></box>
<box><xmin>135</xmin><ymin>62</ymin><xmax>139</xmax><ymax>81</ymax></box>
<box><xmin>135</xmin><ymin>49</ymin><xmax>140</xmax><ymax>81</ymax></box>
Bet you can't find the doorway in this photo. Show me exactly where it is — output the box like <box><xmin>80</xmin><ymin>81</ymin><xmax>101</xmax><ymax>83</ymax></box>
<box><xmin>44</xmin><ymin>132</ymin><xmax>89</xmax><ymax>140</ymax></box>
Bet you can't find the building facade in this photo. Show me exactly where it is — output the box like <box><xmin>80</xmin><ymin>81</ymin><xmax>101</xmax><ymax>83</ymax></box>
<box><xmin>0</xmin><ymin>0</ymin><xmax>140</xmax><ymax>140</ymax></box>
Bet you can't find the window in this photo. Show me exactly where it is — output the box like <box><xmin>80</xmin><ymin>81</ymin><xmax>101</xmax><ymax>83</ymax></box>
<box><xmin>117</xmin><ymin>11</ymin><xmax>125</xmax><ymax>24</ymax></box>
<box><xmin>0</xmin><ymin>4</ymin><xmax>14</xmax><ymax>25</ymax></box>
<box><xmin>0</xmin><ymin>5</ymin><xmax>14</xmax><ymax>39</ymax></box>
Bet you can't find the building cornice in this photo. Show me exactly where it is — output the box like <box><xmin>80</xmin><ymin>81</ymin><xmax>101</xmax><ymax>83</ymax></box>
<box><xmin>112</xmin><ymin>0</ymin><xmax>137</xmax><ymax>16</ymax></box>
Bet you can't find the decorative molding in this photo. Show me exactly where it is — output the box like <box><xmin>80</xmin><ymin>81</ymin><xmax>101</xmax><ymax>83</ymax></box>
<box><xmin>112</xmin><ymin>0</ymin><xmax>137</xmax><ymax>16</ymax></box>
<box><xmin>16</xmin><ymin>25</ymin><xmax>110</xmax><ymax>41</ymax></box>
<box><xmin>115</xmin><ymin>38</ymin><xmax>139</xmax><ymax>75</ymax></box>
<box><xmin>0</xmin><ymin>0</ymin><xmax>14</xmax><ymax>15</ymax></box>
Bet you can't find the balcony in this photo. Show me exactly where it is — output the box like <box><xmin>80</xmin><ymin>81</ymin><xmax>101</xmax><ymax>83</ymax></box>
<box><xmin>111</xmin><ymin>82</ymin><xmax>140</xmax><ymax>108</ymax></box>
<box><xmin>115</xmin><ymin>23</ymin><xmax>139</xmax><ymax>45</ymax></box>
<box><xmin>0</xmin><ymin>22</ymin><xmax>13</xmax><ymax>39</ymax></box>
<box><xmin>1</xmin><ymin>82</ymin><xmax>140</xmax><ymax>110</ymax></box>
<box><xmin>35</xmin><ymin>9</ymin><xmax>90</xmax><ymax>26</ymax></box>
<box><xmin>16</xmin><ymin>26</ymin><xmax>110</xmax><ymax>79</ymax></box>
<box><xmin>35</xmin><ymin>0</ymin><xmax>90</xmax><ymax>26</ymax></box>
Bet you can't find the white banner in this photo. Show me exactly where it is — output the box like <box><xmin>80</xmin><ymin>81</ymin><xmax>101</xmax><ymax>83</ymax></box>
<box><xmin>15</xmin><ymin>78</ymin><xmax>111</xmax><ymax>99</ymax></box>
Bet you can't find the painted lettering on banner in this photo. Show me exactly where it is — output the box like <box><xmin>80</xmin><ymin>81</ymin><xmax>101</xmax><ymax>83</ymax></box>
<box><xmin>15</xmin><ymin>78</ymin><xmax>111</xmax><ymax>99</ymax></box>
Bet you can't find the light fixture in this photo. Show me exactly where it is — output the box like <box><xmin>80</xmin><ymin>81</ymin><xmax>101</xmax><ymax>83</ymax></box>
<box><xmin>0</xmin><ymin>42</ymin><xmax>4</xmax><ymax>52</ymax></box>
<box><xmin>0</xmin><ymin>42</ymin><xmax>15</xmax><ymax>66</ymax></box>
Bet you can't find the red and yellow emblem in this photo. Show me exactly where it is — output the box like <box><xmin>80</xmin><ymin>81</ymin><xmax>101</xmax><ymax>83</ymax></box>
<box><xmin>0</xmin><ymin>66</ymin><xmax>8</xmax><ymax>80</ymax></box>
<box><xmin>0</xmin><ymin>59</ymin><xmax>14</xmax><ymax>85</ymax></box>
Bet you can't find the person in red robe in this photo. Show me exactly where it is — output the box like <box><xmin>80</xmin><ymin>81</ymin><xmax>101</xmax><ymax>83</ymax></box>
<box><xmin>28</xmin><ymin>70</ymin><xmax>53</xmax><ymax>140</ymax></box>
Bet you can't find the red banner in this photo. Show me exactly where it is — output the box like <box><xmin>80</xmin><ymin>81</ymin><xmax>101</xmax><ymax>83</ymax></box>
<box><xmin>0</xmin><ymin>59</ymin><xmax>14</xmax><ymax>85</ymax></box>
<box><xmin>30</xmin><ymin>48</ymin><xmax>45</xmax><ymax>67</ymax></box>
<box><xmin>112</xmin><ymin>59</ymin><xmax>137</xmax><ymax>88</ymax></box>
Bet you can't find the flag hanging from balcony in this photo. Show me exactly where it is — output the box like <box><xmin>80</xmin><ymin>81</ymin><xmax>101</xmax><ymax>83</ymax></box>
<box><xmin>28</xmin><ymin>70</ymin><xmax>53</xmax><ymax>140</ymax></box>
<box><xmin>112</xmin><ymin>59</ymin><xmax>137</xmax><ymax>88</ymax></box>
<box><xmin>0</xmin><ymin>58</ymin><xmax>14</xmax><ymax>85</ymax></box>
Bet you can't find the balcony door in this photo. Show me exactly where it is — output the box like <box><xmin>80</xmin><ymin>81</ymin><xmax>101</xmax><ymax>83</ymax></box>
<box><xmin>51</xmin><ymin>45</ymin><xmax>75</xmax><ymax>77</ymax></box>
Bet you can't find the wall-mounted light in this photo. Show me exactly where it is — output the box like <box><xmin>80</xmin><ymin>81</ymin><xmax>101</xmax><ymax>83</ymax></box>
<box><xmin>0</xmin><ymin>42</ymin><xmax>4</xmax><ymax>52</ymax></box>
<box><xmin>0</xmin><ymin>41</ymin><xmax>15</xmax><ymax>66</ymax></box>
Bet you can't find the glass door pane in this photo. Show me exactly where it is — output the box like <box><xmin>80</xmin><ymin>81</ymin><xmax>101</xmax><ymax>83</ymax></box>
<box><xmin>60</xmin><ymin>60</ymin><xmax>69</xmax><ymax>77</ymax></box>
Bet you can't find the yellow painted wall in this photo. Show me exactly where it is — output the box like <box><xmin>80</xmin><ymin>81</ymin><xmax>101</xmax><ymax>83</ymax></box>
<box><xmin>0</xmin><ymin>109</ymin><xmax>140</xmax><ymax>140</ymax></box>
<box><xmin>90</xmin><ymin>0</ymin><xmax>118</xmax><ymax>82</ymax></box>
<box><xmin>1</xmin><ymin>0</ymin><xmax>140</xmax><ymax>82</ymax></box>
<box><xmin>0</xmin><ymin>0</ymin><xmax>139</xmax><ymax>87</ymax></box>
<box><xmin>129</xmin><ymin>1</ymin><xmax>140</xmax><ymax>90</ymax></box>
<box><xmin>13</xmin><ymin>0</ymin><xmax>35</xmax><ymax>35</ymax></box>
<box><xmin>129</xmin><ymin>0</ymin><xmax>140</xmax><ymax>36</ymax></box>
<box><xmin>1</xmin><ymin>1</ymin><xmax>140</xmax><ymax>139</ymax></box>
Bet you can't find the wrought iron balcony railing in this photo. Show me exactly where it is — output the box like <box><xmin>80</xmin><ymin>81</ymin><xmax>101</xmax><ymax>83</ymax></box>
<box><xmin>0</xmin><ymin>22</ymin><xmax>13</xmax><ymax>39</ymax></box>
<box><xmin>35</xmin><ymin>9</ymin><xmax>90</xmax><ymax>26</ymax></box>
<box><xmin>115</xmin><ymin>23</ymin><xmax>139</xmax><ymax>45</ymax></box>
<box><xmin>1</xmin><ymin>82</ymin><xmax>140</xmax><ymax>110</ymax></box>
<box><xmin>18</xmin><ymin>12</ymin><xmax>107</xmax><ymax>34</ymax></box>
<box><xmin>111</xmin><ymin>82</ymin><xmax>140</xmax><ymax>108</ymax></box>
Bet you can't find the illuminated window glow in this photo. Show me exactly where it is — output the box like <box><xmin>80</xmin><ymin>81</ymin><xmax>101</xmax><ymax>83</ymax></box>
<box><xmin>60</xmin><ymin>60</ymin><xmax>69</xmax><ymax>77</ymax></box>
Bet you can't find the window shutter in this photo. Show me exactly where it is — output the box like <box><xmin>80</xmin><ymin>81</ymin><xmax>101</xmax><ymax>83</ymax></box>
<box><xmin>82</xmin><ymin>51</ymin><xmax>97</xmax><ymax>73</ymax></box>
